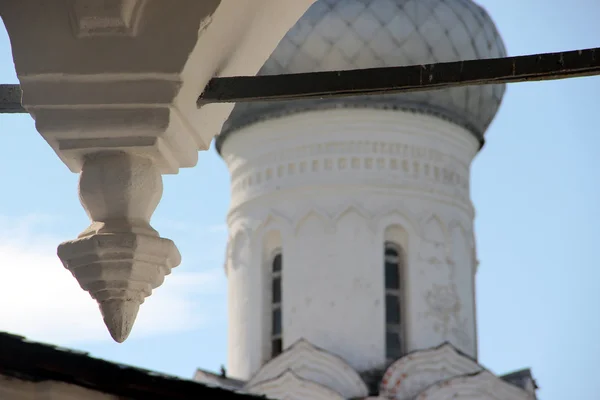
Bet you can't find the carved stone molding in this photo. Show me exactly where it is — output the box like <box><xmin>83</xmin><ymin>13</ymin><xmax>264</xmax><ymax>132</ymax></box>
<box><xmin>70</xmin><ymin>0</ymin><xmax>148</xmax><ymax>38</ymax></box>
<box><xmin>228</xmin><ymin>140</ymin><xmax>464</xmax><ymax>179</ymax></box>
<box><xmin>227</xmin><ymin>206</ymin><xmax>474</xmax><ymax>256</ymax></box>
<box><xmin>228</xmin><ymin>140</ymin><xmax>471</xmax><ymax>208</ymax></box>
<box><xmin>228</xmin><ymin>204</ymin><xmax>418</xmax><ymax>245</ymax></box>
<box><xmin>225</xmin><ymin>205</ymin><xmax>475</xmax><ymax>281</ymax></box>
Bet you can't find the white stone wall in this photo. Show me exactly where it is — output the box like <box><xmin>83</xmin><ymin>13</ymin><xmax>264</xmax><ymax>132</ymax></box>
<box><xmin>221</xmin><ymin>109</ymin><xmax>480</xmax><ymax>380</ymax></box>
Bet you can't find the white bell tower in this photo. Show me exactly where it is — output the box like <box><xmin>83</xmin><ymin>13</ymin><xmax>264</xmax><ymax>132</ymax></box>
<box><xmin>217</xmin><ymin>0</ymin><xmax>507</xmax><ymax>383</ymax></box>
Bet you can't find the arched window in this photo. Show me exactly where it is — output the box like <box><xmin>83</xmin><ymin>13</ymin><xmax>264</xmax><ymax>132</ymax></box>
<box><xmin>271</xmin><ymin>252</ymin><xmax>283</xmax><ymax>358</ymax></box>
<box><xmin>384</xmin><ymin>242</ymin><xmax>403</xmax><ymax>360</ymax></box>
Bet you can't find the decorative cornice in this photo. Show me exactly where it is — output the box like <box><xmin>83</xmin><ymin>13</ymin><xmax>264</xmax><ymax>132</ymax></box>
<box><xmin>226</xmin><ymin>138</ymin><xmax>472</xmax><ymax>211</ymax></box>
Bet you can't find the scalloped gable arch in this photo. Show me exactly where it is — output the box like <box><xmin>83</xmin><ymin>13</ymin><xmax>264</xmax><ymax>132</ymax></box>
<box><xmin>380</xmin><ymin>343</ymin><xmax>482</xmax><ymax>400</ymax></box>
<box><xmin>447</xmin><ymin>219</ymin><xmax>470</xmax><ymax>237</ymax></box>
<box><xmin>232</xmin><ymin>203</ymin><xmax>425</xmax><ymax>241</ymax></box>
<box><xmin>251</xmin><ymin>211</ymin><xmax>294</xmax><ymax>242</ymax></box>
<box><xmin>246</xmin><ymin>339</ymin><xmax>369</xmax><ymax>399</ymax></box>
<box><xmin>331</xmin><ymin>203</ymin><xmax>372</xmax><ymax>224</ymax></box>
<box><xmin>420</xmin><ymin>214</ymin><xmax>447</xmax><ymax>243</ymax></box>
<box><xmin>225</xmin><ymin>210</ymin><xmax>292</xmax><ymax>273</ymax></box>
<box><xmin>292</xmin><ymin>208</ymin><xmax>334</xmax><ymax>235</ymax></box>
<box><xmin>447</xmin><ymin>220</ymin><xmax>473</xmax><ymax>270</ymax></box>
<box><xmin>448</xmin><ymin>219</ymin><xmax>474</xmax><ymax>251</ymax></box>
<box><xmin>375</xmin><ymin>207</ymin><xmax>422</xmax><ymax>239</ymax></box>
<box><xmin>248</xmin><ymin>370</ymin><xmax>345</xmax><ymax>400</ymax></box>
<box><xmin>415</xmin><ymin>371</ymin><xmax>534</xmax><ymax>400</ymax></box>
<box><xmin>332</xmin><ymin>204</ymin><xmax>378</xmax><ymax>234</ymax></box>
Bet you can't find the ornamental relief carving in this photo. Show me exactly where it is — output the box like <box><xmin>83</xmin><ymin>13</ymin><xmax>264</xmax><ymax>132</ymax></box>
<box><xmin>228</xmin><ymin>140</ymin><xmax>470</xmax><ymax>206</ymax></box>
<box><xmin>230</xmin><ymin>140</ymin><xmax>463</xmax><ymax>178</ymax></box>
<box><xmin>424</xmin><ymin>283</ymin><xmax>473</xmax><ymax>352</ymax></box>
<box><xmin>418</xmin><ymin>215</ymin><xmax>448</xmax><ymax>265</ymax></box>
<box><xmin>413</xmin><ymin>215</ymin><xmax>475</xmax><ymax>353</ymax></box>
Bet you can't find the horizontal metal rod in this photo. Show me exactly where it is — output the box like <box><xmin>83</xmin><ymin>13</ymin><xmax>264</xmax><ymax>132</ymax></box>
<box><xmin>3</xmin><ymin>47</ymin><xmax>599</xmax><ymax>113</ymax></box>
<box><xmin>198</xmin><ymin>47</ymin><xmax>600</xmax><ymax>105</ymax></box>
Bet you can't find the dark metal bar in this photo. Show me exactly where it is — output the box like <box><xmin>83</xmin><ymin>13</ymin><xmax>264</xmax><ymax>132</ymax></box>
<box><xmin>0</xmin><ymin>84</ymin><xmax>24</xmax><ymax>113</ymax></box>
<box><xmin>3</xmin><ymin>48</ymin><xmax>600</xmax><ymax>113</ymax></box>
<box><xmin>198</xmin><ymin>47</ymin><xmax>600</xmax><ymax>106</ymax></box>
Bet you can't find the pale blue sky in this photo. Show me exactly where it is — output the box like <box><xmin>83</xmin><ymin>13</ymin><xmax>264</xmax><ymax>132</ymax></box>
<box><xmin>0</xmin><ymin>1</ymin><xmax>598</xmax><ymax>399</ymax></box>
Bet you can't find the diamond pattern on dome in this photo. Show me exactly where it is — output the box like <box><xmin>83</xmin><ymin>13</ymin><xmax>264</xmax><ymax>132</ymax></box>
<box><xmin>218</xmin><ymin>0</ymin><xmax>507</xmax><ymax>151</ymax></box>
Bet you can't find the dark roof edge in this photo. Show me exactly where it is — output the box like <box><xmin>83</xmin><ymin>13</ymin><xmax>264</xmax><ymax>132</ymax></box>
<box><xmin>194</xmin><ymin>367</ymin><xmax>246</xmax><ymax>389</ymax></box>
<box><xmin>500</xmin><ymin>367</ymin><xmax>539</xmax><ymax>390</ymax></box>
<box><xmin>0</xmin><ymin>332</ymin><xmax>263</xmax><ymax>400</ymax></box>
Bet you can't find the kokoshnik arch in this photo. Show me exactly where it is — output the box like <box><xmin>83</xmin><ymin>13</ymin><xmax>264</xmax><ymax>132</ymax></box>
<box><xmin>0</xmin><ymin>0</ymin><xmax>598</xmax><ymax>347</ymax></box>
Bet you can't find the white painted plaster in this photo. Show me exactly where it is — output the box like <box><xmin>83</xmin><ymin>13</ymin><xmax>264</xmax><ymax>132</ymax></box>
<box><xmin>380</xmin><ymin>343</ymin><xmax>482</xmax><ymax>400</ymax></box>
<box><xmin>246</xmin><ymin>339</ymin><xmax>368</xmax><ymax>399</ymax></box>
<box><xmin>221</xmin><ymin>109</ymin><xmax>481</xmax><ymax>380</ymax></box>
<box><xmin>415</xmin><ymin>371</ymin><xmax>535</xmax><ymax>400</ymax></box>
<box><xmin>248</xmin><ymin>371</ymin><xmax>345</xmax><ymax>400</ymax></box>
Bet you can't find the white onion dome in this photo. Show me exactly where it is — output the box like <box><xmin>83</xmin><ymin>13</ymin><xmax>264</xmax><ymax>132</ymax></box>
<box><xmin>216</xmin><ymin>0</ymin><xmax>507</xmax><ymax>152</ymax></box>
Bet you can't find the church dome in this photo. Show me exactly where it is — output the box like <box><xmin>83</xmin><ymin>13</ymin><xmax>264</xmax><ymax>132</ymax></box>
<box><xmin>216</xmin><ymin>0</ymin><xmax>507</xmax><ymax>152</ymax></box>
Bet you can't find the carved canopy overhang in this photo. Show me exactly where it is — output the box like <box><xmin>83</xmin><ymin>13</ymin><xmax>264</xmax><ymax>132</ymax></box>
<box><xmin>0</xmin><ymin>0</ymin><xmax>317</xmax><ymax>342</ymax></box>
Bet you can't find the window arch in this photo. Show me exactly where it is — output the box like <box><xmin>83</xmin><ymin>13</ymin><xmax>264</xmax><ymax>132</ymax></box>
<box><xmin>271</xmin><ymin>251</ymin><xmax>283</xmax><ymax>358</ymax></box>
<box><xmin>384</xmin><ymin>241</ymin><xmax>404</xmax><ymax>360</ymax></box>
